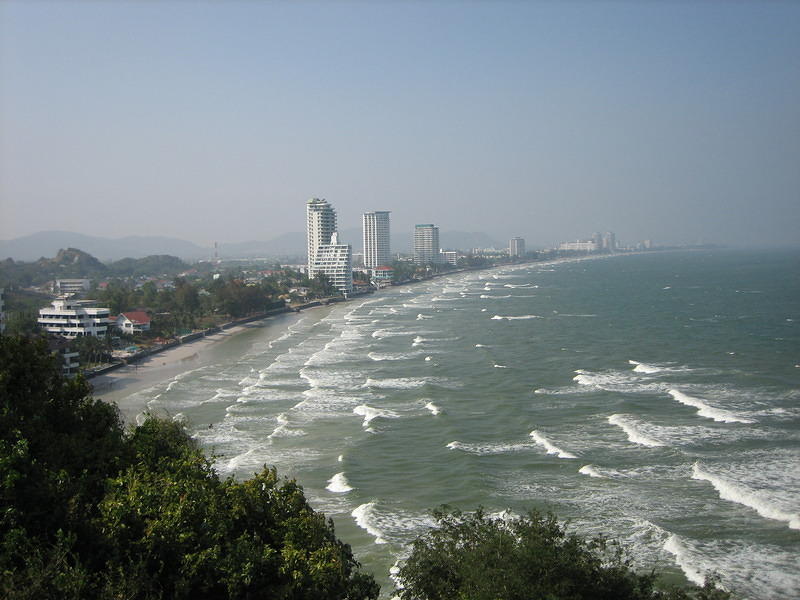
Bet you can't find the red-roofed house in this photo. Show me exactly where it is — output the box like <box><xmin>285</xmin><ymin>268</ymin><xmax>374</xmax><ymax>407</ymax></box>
<box><xmin>114</xmin><ymin>311</ymin><xmax>151</xmax><ymax>334</ymax></box>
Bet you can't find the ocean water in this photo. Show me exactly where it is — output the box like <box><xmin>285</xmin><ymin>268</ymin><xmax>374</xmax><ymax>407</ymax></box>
<box><xmin>108</xmin><ymin>249</ymin><xmax>800</xmax><ymax>598</ymax></box>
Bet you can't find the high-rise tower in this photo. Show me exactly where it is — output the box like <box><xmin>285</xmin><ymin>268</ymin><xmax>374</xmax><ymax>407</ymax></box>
<box><xmin>414</xmin><ymin>224</ymin><xmax>441</xmax><ymax>265</ymax></box>
<box><xmin>307</xmin><ymin>198</ymin><xmax>337</xmax><ymax>276</ymax></box>
<box><xmin>509</xmin><ymin>237</ymin><xmax>525</xmax><ymax>257</ymax></box>
<box><xmin>362</xmin><ymin>211</ymin><xmax>391</xmax><ymax>268</ymax></box>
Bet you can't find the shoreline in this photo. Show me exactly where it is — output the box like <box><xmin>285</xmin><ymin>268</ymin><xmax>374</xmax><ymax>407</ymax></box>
<box><xmin>93</xmin><ymin>250</ymin><xmax>640</xmax><ymax>415</ymax></box>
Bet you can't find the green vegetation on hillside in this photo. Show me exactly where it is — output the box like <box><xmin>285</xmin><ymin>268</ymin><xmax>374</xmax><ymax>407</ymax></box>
<box><xmin>0</xmin><ymin>336</ymin><xmax>379</xmax><ymax>599</ymax></box>
<box><xmin>396</xmin><ymin>508</ymin><xmax>731</xmax><ymax>600</ymax></box>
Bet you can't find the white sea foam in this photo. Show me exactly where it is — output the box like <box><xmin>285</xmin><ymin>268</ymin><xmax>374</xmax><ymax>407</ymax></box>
<box><xmin>480</xmin><ymin>294</ymin><xmax>513</xmax><ymax>299</ymax></box>
<box><xmin>424</xmin><ymin>402</ymin><xmax>441</xmax><ymax>416</ymax></box>
<box><xmin>416</xmin><ymin>313</ymin><xmax>432</xmax><ymax>320</ymax></box>
<box><xmin>529</xmin><ymin>431</ymin><xmax>577</xmax><ymax>458</ymax></box>
<box><xmin>491</xmin><ymin>314</ymin><xmax>543</xmax><ymax>320</ymax></box>
<box><xmin>475</xmin><ymin>343</ymin><xmax>489</xmax><ymax>348</ymax></box>
<box><xmin>668</xmin><ymin>389</ymin><xmax>755</xmax><ymax>423</ymax></box>
<box><xmin>494</xmin><ymin>364</ymin><xmax>509</xmax><ymax>368</ymax></box>
<box><xmin>578</xmin><ymin>464</ymin><xmax>605</xmax><ymax>478</ymax></box>
<box><xmin>352</xmin><ymin>502</ymin><xmax>388</xmax><ymax>544</ymax></box>
<box><xmin>372</xmin><ymin>329</ymin><xmax>415</xmax><ymax>339</ymax></box>
<box><xmin>628</xmin><ymin>360</ymin><xmax>661</xmax><ymax>374</ymax></box>
<box><xmin>353</xmin><ymin>404</ymin><xmax>399</xmax><ymax>427</ymax></box>
<box><xmin>447</xmin><ymin>440</ymin><xmax>532</xmax><ymax>455</ymax></box>
<box><xmin>607</xmin><ymin>414</ymin><xmax>665</xmax><ymax>447</ymax></box>
<box><xmin>663</xmin><ymin>535</ymin><xmax>706</xmax><ymax>586</ymax></box>
<box><xmin>368</xmin><ymin>351</ymin><xmax>420</xmax><ymax>362</ymax></box>
<box><xmin>692</xmin><ymin>463</ymin><xmax>800</xmax><ymax>530</ymax></box>
<box><xmin>363</xmin><ymin>377</ymin><xmax>430</xmax><ymax>389</ymax></box>
<box><xmin>504</xmin><ymin>283</ymin><xmax>536</xmax><ymax>288</ymax></box>
<box><xmin>326</xmin><ymin>472</ymin><xmax>353</xmax><ymax>493</ymax></box>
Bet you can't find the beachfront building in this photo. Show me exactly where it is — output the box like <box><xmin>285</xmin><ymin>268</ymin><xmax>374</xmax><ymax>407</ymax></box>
<box><xmin>603</xmin><ymin>231</ymin><xmax>617</xmax><ymax>251</ymax></box>
<box><xmin>559</xmin><ymin>240</ymin><xmax>598</xmax><ymax>252</ymax></box>
<box><xmin>307</xmin><ymin>198</ymin><xmax>337</xmax><ymax>277</ymax></box>
<box><xmin>313</xmin><ymin>232</ymin><xmax>353</xmax><ymax>295</ymax></box>
<box><xmin>114</xmin><ymin>311</ymin><xmax>152</xmax><ymax>334</ymax></box>
<box><xmin>509</xmin><ymin>237</ymin><xmax>525</xmax><ymax>257</ymax></box>
<box><xmin>362</xmin><ymin>211</ymin><xmax>391</xmax><ymax>268</ymax></box>
<box><xmin>414</xmin><ymin>224</ymin><xmax>441</xmax><ymax>265</ymax></box>
<box><xmin>441</xmin><ymin>250</ymin><xmax>458</xmax><ymax>266</ymax></box>
<box><xmin>371</xmin><ymin>265</ymin><xmax>394</xmax><ymax>286</ymax></box>
<box><xmin>48</xmin><ymin>336</ymin><xmax>80</xmax><ymax>377</ymax></box>
<box><xmin>38</xmin><ymin>297</ymin><xmax>110</xmax><ymax>338</ymax></box>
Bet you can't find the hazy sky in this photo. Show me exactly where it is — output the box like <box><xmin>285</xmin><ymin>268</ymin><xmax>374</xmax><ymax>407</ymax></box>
<box><xmin>1</xmin><ymin>1</ymin><xmax>798</xmax><ymax>248</ymax></box>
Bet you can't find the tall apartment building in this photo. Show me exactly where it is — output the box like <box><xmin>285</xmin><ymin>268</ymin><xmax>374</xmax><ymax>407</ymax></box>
<box><xmin>602</xmin><ymin>231</ymin><xmax>616</xmax><ymax>251</ymax></box>
<box><xmin>307</xmin><ymin>198</ymin><xmax>337</xmax><ymax>277</ymax></box>
<box><xmin>414</xmin><ymin>224</ymin><xmax>441</xmax><ymax>265</ymax></box>
<box><xmin>313</xmin><ymin>232</ymin><xmax>353</xmax><ymax>295</ymax></box>
<box><xmin>362</xmin><ymin>211</ymin><xmax>391</xmax><ymax>268</ymax></box>
<box><xmin>38</xmin><ymin>297</ymin><xmax>110</xmax><ymax>338</ymax></box>
<box><xmin>509</xmin><ymin>237</ymin><xmax>525</xmax><ymax>257</ymax></box>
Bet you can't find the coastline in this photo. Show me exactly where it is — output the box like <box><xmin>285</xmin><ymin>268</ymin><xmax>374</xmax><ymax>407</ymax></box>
<box><xmin>94</xmin><ymin>251</ymin><xmax>636</xmax><ymax>419</ymax></box>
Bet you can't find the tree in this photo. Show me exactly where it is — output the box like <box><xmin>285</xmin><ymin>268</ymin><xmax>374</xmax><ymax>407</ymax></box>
<box><xmin>0</xmin><ymin>334</ymin><xmax>379</xmax><ymax>600</ymax></box>
<box><xmin>396</xmin><ymin>508</ymin><xmax>732</xmax><ymax>600</ymax></box>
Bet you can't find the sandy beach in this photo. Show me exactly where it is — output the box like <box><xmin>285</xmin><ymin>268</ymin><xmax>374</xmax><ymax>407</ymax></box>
<box><xmin>93</xmin><ymin>252</ymin><xmax>627</xmax><ymax>422</ymax></box>
<box><xmin>92</xmin><ymin>311</ymin><xmax>310</xmax><ymax>421</ymax></box>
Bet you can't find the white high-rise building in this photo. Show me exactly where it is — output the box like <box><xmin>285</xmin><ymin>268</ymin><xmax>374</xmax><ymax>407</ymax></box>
<box><xmin>313</xmin><ymin>232</ymin><xmax>353</xmax><ymax>295</ymax></box>
<box><xmin>509</xmin><ymin>237</ymin><xmax>525</xmax><ymax>257</ymax></box>
<box><xmin>38</xmin><ymin>297</ymin><xmax>110</xmax><ymax>338</ymax></box>
<box><xmin>362</xmin><ymin>211</ymin><xmax>391</xmax><ymax>268</ymax></box>
<box><xmin>307</xmin><ymin>198</ymin><xmax>337</xmax><ymax>277</ymax></box>
<box><xmin>414</xmin><ymin>224</ymin><xmax>441</xmax><ymax>265</ymax></box>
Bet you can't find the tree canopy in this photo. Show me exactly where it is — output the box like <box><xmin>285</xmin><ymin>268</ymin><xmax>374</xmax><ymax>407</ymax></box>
<box><xmin>395</xmin><ymin>508</ymin><xmax>731</xmax><ymax>600</ymax></box>
<box><xmin>0</xmin><ymin>335</ymin><xmax>379</xmax><ymax>599</ymax></box>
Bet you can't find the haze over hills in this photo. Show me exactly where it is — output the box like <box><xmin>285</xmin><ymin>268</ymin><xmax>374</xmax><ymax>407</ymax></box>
<box><xmin>0</xmin><ymin>229</ymin><xmax>505</xmax><ymax>262</ymax></box>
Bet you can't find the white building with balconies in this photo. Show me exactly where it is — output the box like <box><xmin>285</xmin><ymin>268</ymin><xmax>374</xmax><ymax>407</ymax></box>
<box><xmin>38</xmin><ymin>297</ymin><xmax>110</xmax><ymax>338</ymax></box>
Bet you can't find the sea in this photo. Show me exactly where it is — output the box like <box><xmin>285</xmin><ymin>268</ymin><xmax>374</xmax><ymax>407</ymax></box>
<box><xmin>106</xmin><ymin>249</ymin><xmax>800</xmax><ymax>599</ymax></box>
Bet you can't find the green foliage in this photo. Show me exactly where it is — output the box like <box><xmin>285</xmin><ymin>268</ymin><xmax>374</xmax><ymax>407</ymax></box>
<box><xmin>396</xmin><ymin>508</ymin><xmax>732</xmax><ymax>600</ymax></box>
<box><xmin>0</xmin><ymin>335</ymin><xmax>379</xmax><ymax>600</ymax></box>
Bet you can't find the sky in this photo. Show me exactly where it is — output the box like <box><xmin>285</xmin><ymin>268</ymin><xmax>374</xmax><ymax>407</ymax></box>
<box><xmin>1</xmin><ymin>1</ymin><xmax>798</xmax><ymax>249</ymax></box>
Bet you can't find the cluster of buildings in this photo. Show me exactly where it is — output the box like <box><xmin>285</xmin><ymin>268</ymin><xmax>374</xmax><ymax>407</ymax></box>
<box><xmin>306</xmin><ymin>198</ymin><xmax>529</xmax><ymax>295</ymax></box>
<box><xmin>558</xmin><ymin>232</ymin><xmax>617</xmax><ymax>253</ymax></box>
<box><xmin>307</xmin><ymin>199</ymin><xmax>398</xmax><ymax>296</ymax></box>
<box><xmin>557</xmin><ymin>232</ymin><xmax>655</xmax><ymax>253</ymax></box>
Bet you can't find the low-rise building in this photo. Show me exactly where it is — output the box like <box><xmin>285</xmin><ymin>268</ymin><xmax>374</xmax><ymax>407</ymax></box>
<box><xmin>47</xmin><ymin>337</ymin><xmax>80</xmax><ymax>377</ymax></box>
<box><xmin>114</xmin><ymin>311</ymin><xmax>152</xmax><ymax>334</ymax></box>
<box><xmin>371</xmin><ymin>266</ymin><xmax>394</xmax><ymax>282</ymax></box>
<box><xmin>38</xmin><ymin>297</ymin><xmax>110</xmax><ymax>338</ymax></box>
<box><xmin>440</xmin><ymin>250</ymin><xmax>459</xmax><ymax>265</ymax></box>
<box><xmin>54</xmin><ymin>279</ymin><xmax>91</xmax><ymax>296</ymax></box>
<box><xmin>558</xmin><ymin>240</ymin><xmax>598</xmax><ymax>252</ymax></box>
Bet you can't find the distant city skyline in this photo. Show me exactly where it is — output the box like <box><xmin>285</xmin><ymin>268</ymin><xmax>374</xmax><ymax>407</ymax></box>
<box><xmin>1</xmin><ymin>2</ymin><xmax>798</xmax><ymax>248</ymax></box>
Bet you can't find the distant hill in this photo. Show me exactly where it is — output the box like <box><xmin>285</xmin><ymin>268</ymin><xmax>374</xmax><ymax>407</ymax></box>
<box><xmin>0</xmin><ymin>229</ymin><xmax>504</xmax><ymax>262</ymax></box>
<box><xmin>0</xmin><ymin>248</ymin><xmax>190</xmax><ymax>287</ymax></box>
<box><xmin>0</xmin><ymin>231</ymin><xmax>210</xmax><ymax>262</ymax></box>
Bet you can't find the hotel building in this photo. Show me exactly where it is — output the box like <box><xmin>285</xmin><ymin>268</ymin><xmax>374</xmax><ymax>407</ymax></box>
<box><xmin>306</xmin><ymin>198</ymin><xmax>337</xmax><ymax>277</ymax></box>
<box><xmin>509</xmin><ymin>237</ymin><xmax>525</xmax><ymax>257</ymax></box>
<box><xmin>38</xmin><ymin>297</ymin><xmax>110</xmax><ymax>338</ymax></box>
<box><xmin>313</xmin><ymin>232</ymin><xmax>353</xmax><ymax>295</ymax></box>
<box><xmin>414</xmin><ymin>224</ymin><xmax>441</xmax><ymax>265</ymax></box>
<box><xmin>362</xmin><ymin>211</ymin><xmax>391</xmax><ymax>268</ymax></box>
